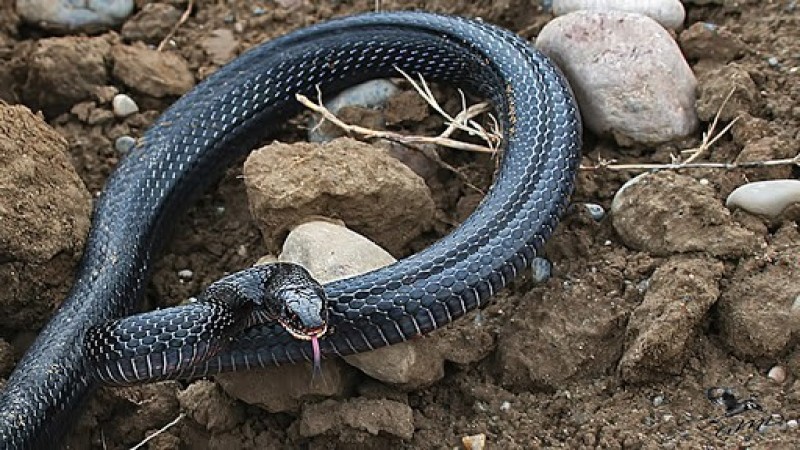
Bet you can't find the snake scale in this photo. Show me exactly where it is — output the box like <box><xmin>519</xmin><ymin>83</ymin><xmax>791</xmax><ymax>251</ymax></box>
<box><xmin>0</xmin><ymin>11</ymin><xmax>581</xmax><ymax>449</ymax></box>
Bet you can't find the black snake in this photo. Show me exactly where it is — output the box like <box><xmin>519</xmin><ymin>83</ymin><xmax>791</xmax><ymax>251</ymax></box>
<box><xmin>0</xmin><ymin>11</ymin><xmax>581</xmax><ymax>449</ymax></box>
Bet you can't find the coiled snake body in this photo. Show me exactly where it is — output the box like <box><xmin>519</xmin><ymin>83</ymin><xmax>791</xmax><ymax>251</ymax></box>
<box><xmin>0</xmin><ymin>12</ymin><xmax>581</xmax><ymax>449</ymax></box>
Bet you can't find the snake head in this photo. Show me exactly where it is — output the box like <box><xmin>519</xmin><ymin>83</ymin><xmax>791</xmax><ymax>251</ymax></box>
<box><xmin>275</xmin><ymin>284</ymin><xmax>328</xmax><ymax>340</ymax></box>
<box><xmin>261</xmin><ymin>263</ymin><xmax>329</xmax><ymax>340</ymax></box>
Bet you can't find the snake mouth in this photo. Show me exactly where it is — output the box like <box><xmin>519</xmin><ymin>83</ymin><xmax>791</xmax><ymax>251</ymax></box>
<box><xmin>280</xmin><ymin>321</ymin><xmax>327</xmax><ymax>341</ymax></box>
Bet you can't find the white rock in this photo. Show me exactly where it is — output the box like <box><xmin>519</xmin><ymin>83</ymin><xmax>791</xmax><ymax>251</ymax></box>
<box><xmin>16</xmin><ymin>0</ymin><xmax>134</xmax><ymax>31</ymax></box>
<box><xmin>767</xmin><ymin>365</ymin><xmax>787</xmax><ymax>384</ymax></box>
<box><xmin>552</xmin><ymin>0</ymin><xmax>686</xmax><ymax>30</ymax></box>
<box><xmin>279</xmin><ymin>221</ymin><xmax>396</xmax><ymax>283</ymax></box>
<box><xmin>537</xmin><ymin>11</ymin><xmax>698</xmax><ymax>145</ymax></box>
<box><xmin>280</xmin><ymin>220</ymin><xmax>446</xmax><ymax>389</ymax></box>
<box><xmin>726</xmin><ymin>180</ymin><xmax>800</xmax><ymax>220</ymax></box>
<box><xmin>112</xmin><ymin>94</ymin><xmax>139</xmax><ymax>118</ymax></box>
<box><xmin>308</xmin><ymin>79</ymin><xmax>399</xmax><ymax>142</ymax></box>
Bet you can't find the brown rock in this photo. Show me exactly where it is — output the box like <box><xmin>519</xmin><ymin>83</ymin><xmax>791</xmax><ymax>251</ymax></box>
<box><xmin>216</xmin><ymin>359</ymin><xmax>355</xmax><ymax>413</ymax></box>
<box><xmin>0</xmin><ymin>338</ymin><xmax>14</xmax><ymax>378</ymax></box>
<box><xmin>177</xmin><ymin>380</ymin><xmax>244</xmax><ymax>433</ymax></box>
<box><xmin>496</xmin><ymin>272</ymin><xmax>629</xmax><ymax>391</ymax></box>
<box><xmin>299</xmin><ymin>398</ymin><xmax>414</xmax><ymax>440</ymax></box>
<box><xmin>696</xmin><ymin>64</ymin><xmax>761</xmax><ymax>122</ymax></box>
<box><xmin>717</xmin><ymin>225</ymin><xmax>800</xmax><ymax>363</ymax></box>
<box><xmin>112</xmin><ymin>43</ymin><xmax>195</xmax><ymax>97</ymax></box>
<box><xmin>243</xmin><ymin>138</ymin><xmax>435</xmax><ymax>255</ymax></box>
<box><xmin>611</xmin><ymin>172</ymin><xmax>763</xmax><ymax>257</ymax></box>
<box><xmin>383</xmin><ymin>90</ymin><xmax>429</xmax><ymax>125</ymax></box>
<box><xmin>619</xmin><ymin>256</ymin><xmax>724</xmax><ymax>383</ymax></box>
<box><xmin>121</xmin><ymin>3</ymin><xmax>182</xmax><ymax>44</ymax></box>
<box><xmin>735</xmin><ymin>136</ymin><xmax>798</xmax><ymax>181</ymax></box>
<box><xmin>22</xmin><ymin>36</ymin><xmax>111</xmax><ymax>116</ymax></box>
<box><xmin>97</xmin><ymin>382</ymin><xmax>181</xmax><ymax>445</ymax></box>
<box><xmin>201</xmin><ymin>29</ymin><xmax>239</xmax><ymax>66</ymax></box>
<box><xmin>679</xmin><ymin>22</ymin><xmax>744</xmax><ymax>62</ymax></box>
<box><xmin>0</xmin><ymin>104</ymin><xmax>92</xmax><ymax>329</ymax></box>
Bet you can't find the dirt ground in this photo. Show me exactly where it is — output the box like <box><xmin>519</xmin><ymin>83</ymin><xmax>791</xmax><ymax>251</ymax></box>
<box><xmin>0</xmin><ymin>0</ymin><xmax>798</xmax><ymax>449</ymax></box>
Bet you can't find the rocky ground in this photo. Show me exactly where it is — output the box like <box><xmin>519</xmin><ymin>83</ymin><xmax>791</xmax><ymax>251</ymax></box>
<box><xmin>0</xmin><ymin>0</ymin><xmax>798</xmax><ymax>449</ymax></box>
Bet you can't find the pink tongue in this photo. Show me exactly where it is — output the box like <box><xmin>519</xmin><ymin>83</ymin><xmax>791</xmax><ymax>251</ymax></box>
<box><xmin>311</xmin><ymin>336</ymin><xmax>321</xmax><ymax>374</ymax></box>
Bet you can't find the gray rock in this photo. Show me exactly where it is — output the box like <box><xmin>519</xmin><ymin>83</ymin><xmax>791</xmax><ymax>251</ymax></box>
<box><xmin>114</xmin><ymin>135</ymin><xmax>136</xmax><ymax>154</ymax></box>
<box><xmin>531</xmin><ymin>257</ymin><xmax>552</xmax><ymax>283</ymax></box>
<box><xmin>552</xmin><ymin>0</ymin><xmax>686</xmax><ymax>30</ymax></box>
<box><xmin>279</xmin><ymin>221</ymin><xmax>448</xmax><ymax>389</ymax></box>
<box><xmin>112</xmin><ymin>93</ymin><xmax>138</xmax><ymax>118</ymax></box>
<box><xmin>243</xmin><ymin>138</ymin><xmax>434</xmax><ymax>255</ymax></box>
<box><xmin>618</xmin><ymin>256</ymin><xmax>723</xmax><ymax>383</ymax></box>
<box><xmin>16</xmin><ymin>0</ymin><xmax>134</xmax><ymax>32</ymax></box>
<box><xmin>726</xmin><ymin>180</ymin><xmax>800</xmax><ymax>221</ymax></box>
<box><xmin>537</xmin><ymin>11</ymin><xmax>698</xmax><ymax>145</ymax></box>
<box><xmin>308</xmin><ymin>80</ymin><xmax>399</xmax><ymax>142</ymax></box>
<box><xmin>583</xmin><ymin>203</ymin><xmax>606</xmax><ymax>221</ymax></box>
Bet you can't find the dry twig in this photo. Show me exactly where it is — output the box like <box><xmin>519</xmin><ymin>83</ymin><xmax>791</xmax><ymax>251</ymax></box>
<box><xmin>296</xmin><ymin>78</ymin><xmax>501</xmax><ymax>154</ymax></box>
<box><xmin>129</xmin><ymin>413</ymin><xmax>186</xmax><ymax>450</ymax></box>
<box><xmin>157</xmin><ymin>0</ymin><xmax>195</xmax><ymax>52</ymax></box>
<box><xmin>581</xmin><ymin>85</ymin><xmax>799</xmax><ymax>172</ymax></box>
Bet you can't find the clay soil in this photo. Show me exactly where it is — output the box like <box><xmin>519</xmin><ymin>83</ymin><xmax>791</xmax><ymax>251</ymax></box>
<box><xmin>0</xmin><ymin>0</ymin><xmax>799</xmax><ymax>449</ymax></box>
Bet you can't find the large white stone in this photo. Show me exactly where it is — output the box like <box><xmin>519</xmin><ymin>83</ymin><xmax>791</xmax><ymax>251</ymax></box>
<box><xmin>537</xmin><ymin>11</ymin><xmax>698</xmax><ymax>145</ymax></box>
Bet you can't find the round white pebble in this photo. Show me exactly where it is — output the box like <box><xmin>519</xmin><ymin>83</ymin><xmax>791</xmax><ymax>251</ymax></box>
<box><xmin>726</xmin><ymin>179</ymin><xmax>800</xmax><ymax>220</ymax></box>
<box><xmin>112</xmin><ymin>94</ymin><xmax>139</xmax><ymax>118</ymax></box>
<box><xmin>767</xmin><ymin>365</ymin><xmax>787</xmax><ymax>384</ymax></box>
<box><xmin>177</xmin><ymin>269</ymin><xmax>194</xmax><ymax>280</ymax></box>
<box><xmin>584</xmin><ymin>203</ymin><xmax>606</xmax><ymax>221</ymax></box>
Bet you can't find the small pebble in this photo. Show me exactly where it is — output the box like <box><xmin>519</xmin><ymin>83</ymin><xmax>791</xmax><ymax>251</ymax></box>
<box><xmin>787</xmin><ymin>419</ymin><xmax>798</xmax><ymax>429</ymax></box>
<box><xmin>767</xmin><ymin>365</ymin><xmax>787</xmax><ymax>384</ymax></box>
<box><xmin>584</xmin><ymin>203</ymin><xmax>606</xmax><ymax>221</ymax></box>
<box><xmin>726</xmin><ymin>179</ymin><xmax>800</xmax><ymax>220</ymax></box>
<box><xmin>112</xmin><ymin>94</ymin><xmax>139</xmax><ymax>118</ymax></box>
<box><xmin>461</xmin><ymin>433</ymin><xmax>486</xmax><ymax>450</ymax></box>
<box><xmin>653</xmin><ymin>394</ymin><xmax>665</xmax><ymax>407</ymax></box>
<box><xmin>531</xmin><ymin>257</ymin><xmax>552</xmax><ymax>283</ymax></box>
<box><xmin>177</xmin><ymin>269</ymin><xmax>194</xmax><ymax>281</ymax></box>
<box><xmin>793</xmin><ymin>294</ymin><xmax>800</xmax><ymax>311</ymax></box>
<box><xmin>114</xmin><ymin>135</ymin><xmax>136</xmax><ymax>154</ymax></box>
<box><xmin>499</xmin><ymin>401</ymin><xmax>511</xmax><ymax>412</ymax></box>
<box><xmin>767</xmin><ymin>56</ymin><xmax>780</xmax><ymax>67</ymax></box>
